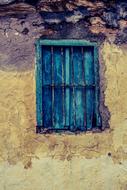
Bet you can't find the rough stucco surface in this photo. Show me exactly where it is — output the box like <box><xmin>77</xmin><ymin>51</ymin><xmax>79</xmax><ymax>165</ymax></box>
<box><xmin>0</xmin><ymin>2</ymin><xmax>127</xmax><ymax>189</ymax></box>
<box><xmin>0</xmin><ymin>35</ymin><xmax>127</xmax><ymax>190</ymax></box>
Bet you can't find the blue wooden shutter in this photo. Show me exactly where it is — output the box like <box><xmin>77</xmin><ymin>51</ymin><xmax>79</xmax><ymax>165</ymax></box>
<box><xmin>84</xmin><ymin>47</ymin><xmax>95</xmax><ymax>130</ymax></box>
<box><xmin>36</xmin><ymin>40</ymin><xmax>101</xmax><ymax>133</ymax></box>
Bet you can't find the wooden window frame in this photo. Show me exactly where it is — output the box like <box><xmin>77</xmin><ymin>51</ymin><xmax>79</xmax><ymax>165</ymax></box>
<box><xmin>35</xmin><ymin>39</ymin><xmax>101</xmax><ymax>133</ymax></box>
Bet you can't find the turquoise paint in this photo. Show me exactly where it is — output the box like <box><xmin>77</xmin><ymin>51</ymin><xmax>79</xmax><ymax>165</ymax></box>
<box><xmin>35</xmin><ymin>40</ymin><xmax>43</xmax><ymax>131</ymax></box>
<box><xmin>42</xmin><ymin>46</ymin><xmax>52</xmax><ymax>128</ymax></box>
<box><xmin>94</xmin><ymin>46</ymin><xmax>102</xmax><ymax>128</ymax></box>
<box><xmin>65</xmin><ymin>48</ymin><xmax>70</xmax><ymax>128</ymax></box>
<box><xmin>84</xmin><ymin>48</ymin><xmax>94</xmax><ymax>130</ymax></box>
<box><xmin>70</xmin><ymin>47</ymin><xmax>76</xmax><ymax>131</ymax></box>
<box><xmin>73</xmin><ymin>47</ymin><xmax>83</xmax><ymax>85</ymax></box>
<box><xmin>53</xmin><ymin>47</ymin><xmax>64</xmax><ymax>129</ymax></box>
<box><xmin>36</xmin><ymin>39</ymin><xmax>101</xmax><ymax>132</ymax></box>
<box><xmin>42</xmin><ymin>46</ymin><xmax>52</xmax><ymax>85</ymax></box>
<box><xmin>84</xmin><ymin>48</ymin><xmax>94</xmax><ymax>85</ymax></box>
<box><xmin>73</xmin><ymin>47</ymin><xmax>84</xmax><ymax>130</ymax></box>
<box><xmin>54</xmin><ymin>47</ymin><xmax>63</xmax><ymax>85</ymax></box>
<box><xmin>36</xmin><ymin>39</ymin><xmax>97</xmax><ymax>47</ymax></box>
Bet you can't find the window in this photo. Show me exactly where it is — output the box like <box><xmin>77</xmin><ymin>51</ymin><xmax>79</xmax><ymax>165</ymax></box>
<box><xmin>36</xmin><ymin>40</ymin><xmax>101</xmax><ymax>133</ymax></box>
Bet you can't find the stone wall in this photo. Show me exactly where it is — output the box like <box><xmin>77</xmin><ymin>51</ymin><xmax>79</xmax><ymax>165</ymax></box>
<box><xmin>0</xmin><ymin>1</ymin><xmax>127</xmax><ymax>190</ymax></box>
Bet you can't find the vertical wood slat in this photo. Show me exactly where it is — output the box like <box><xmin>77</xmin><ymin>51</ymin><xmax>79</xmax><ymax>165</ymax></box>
<box><xmin>53</xmin><ymin>47</ymin><xmax>63</xmax><ymax>129</ymax></box>
<box><xmin>84</xmin><ymin>47</ymin><xmax>95</xmax><ymax>130</ymax></box>
<box><xmin>36</xmin><ymin>41</ymin><xmax>43</xmax><ymax>131</ymax></box>
<box><xmin>61</xmin><ymin>47</ymin><xmax>65</xmax><ymax>127</ymax></box>
<box><xmin>51</xmin><ymin>46</ymin><xmax>54</xmax><ymax>128</ymax></box>
<box><xmin>73</xmin><ymin>47</ymin><xmax>84</xmax><ymax>130</ymax></box>
<box><xmin>42</xmin><ymin>87</ymin><xmax>52</xmax><ymax>128</ymax></box>
<box><xmin>94</xmin><ymin>46</ymin><xmax>102</xmax><ymax>128</ymax></box>
<box><xmin>70</xmin><ymin>47</ymin><xmax>76</xmax><ymax>131</ymax></box>
<box><xmin>42</xmin><ymin>46</ymin><xmax>52</xmax><ymax>128</ymax></box>
<box><xmin>65</xmin><ymin>47</ymin><xmax>70</xmax><ymax>128</ymax></box>
<box><xmin>42</xmin><ymin>46</ymin><xmax>52</xmax><ymax>85</ymax></box>
<box><xmin>82</xmin><ymin>47</ymin><xmax>86</xmax><ymax>130</ymax></box>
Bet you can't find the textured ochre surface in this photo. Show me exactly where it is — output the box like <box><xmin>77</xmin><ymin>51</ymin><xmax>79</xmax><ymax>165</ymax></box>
<box><xmin>0</xmin><ymin>42</ymin><xmax>127</xmax><ymax>189</ymax></box>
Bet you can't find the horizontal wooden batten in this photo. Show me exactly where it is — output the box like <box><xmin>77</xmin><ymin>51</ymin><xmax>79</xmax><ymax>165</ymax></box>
<box><xmin>36</xmin><ymin>39</ymin><xmax>97</xmax><ymax>47</ymax></box>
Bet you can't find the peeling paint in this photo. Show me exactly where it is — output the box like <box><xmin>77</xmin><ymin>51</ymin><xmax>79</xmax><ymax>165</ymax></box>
<box><xmin>0</xmin><ymin>3</ymin><xmax>127</xmax><ymax>189</ymax></box>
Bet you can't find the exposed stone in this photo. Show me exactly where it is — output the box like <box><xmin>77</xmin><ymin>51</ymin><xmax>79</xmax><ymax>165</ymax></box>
<box><xmin>118</xmin><ymin>2</ymin><xmax>127</xmax><ymax>19</ymax></box>
<box><xmin>72</xmin><ymin>0</ymin><xmax>105</xmax><ymax>11</ymax></box>
<box><xmin>0</xmin><ymin>1</ymin><xmax>127</xmax><ymax>190</ymax></box>
<box><xmin>90</xmin><ymin>17</ymin><xmax>105</xmax><ymax>26</ymax></box>
<box><xmin>119</xmin><ymin>19</ymin><xmax>127</xmax><ymax>29</ymax></box>
<box><xmin>0</xmin><ymin>1</ymin><xmax>127</xmax><ymax>44</ymax></box>
<box><xmin>38</xmin><ymin>0</ymin><xmax>63</xmax><ymax>3</ymax></box>
<box><xmin>102</xmin><ymin>9</ymin><xmax>119</xmax><ymax>28</ymax></box>
<box><xmin>0</xmin><ymin>0</ymin><xmax>16</xmax><ymax>5</ymax></box>
<box><xmin>0</xmin><ymin>3</ymin><xmax>36</xmax><ymax>16</ymax></box>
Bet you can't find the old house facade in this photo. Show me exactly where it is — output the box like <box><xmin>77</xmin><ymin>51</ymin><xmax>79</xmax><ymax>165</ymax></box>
<box><xmin>0</xmin><ymin>0</ymin><xmax>127</xmax><ymax>189</ymax></box>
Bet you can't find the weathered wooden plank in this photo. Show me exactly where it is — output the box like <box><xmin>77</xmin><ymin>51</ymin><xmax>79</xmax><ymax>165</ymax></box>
<box><xmin>39</xmin><ymin>40</ymin><xmax>97</xmax><ymax>47</ymax></box>
<box><xmin>84</xmin><ymin>47</ymin><xmax>95</xmax><ymax>130</ymax></box>
<box><xmin>42</xmin><ymin>46</ymin><xmax>52</xmax><ymax>85</ymax></box>
<box><xmin>84</xmin><ymin>47</ymin><xmax>95</xmax><ymax>85</ymax></box>
<box><xmin>73</xmin><ymin>47</ymin><xmax>83</xmax><ymax>85</ymax></box>
<box><xmin>70</xmin><ymin>47</ymin><xmax>76</xmax><ymax>131</ymax></box>
<box><xmin>53</xmin><ymin>47</ymin><xmax>63</xmax><ymax>129</ymax></box>
<box><xmin>54</xmin><ymin>47</ymin><xmax>62</xmax><ymax>84</ymax></box>
<box><xmin>94</xmin><ymin>46</ymin><xmax>102</xmax><ymax>128</ymax></box>
<box><xmin>82</xmin><ymin>47</ymin><xmax>86</xmax><ymax>130</ymax></box>
<box><xmin>42</xmin><ymin>46</ymin><xmax>52</xmax><ymax>128</ymax></box>
<box><xmin>73</xmin><ymin>47</ymin><xmax>84</xmax><ymax>130</ymax></box>
<box><xmin>54</xmin><ymin>88</ymin><xmax>63</xmax><ymax>129</ymax></box>
<box><xmin>64</xmin><ymin>47</ymin><xmax>70</xmax><ymax>128</ymax></box>
<box><xmin>51</xmin><ymin>47</ymin><xmax>54</xmax><ymax>128</ymax></box>
<box><xmin>85</xmin><ymin>88</ymin><xmax>95</xmax><ymax>130</ymax></box>
<box><xmin>36</xmin><ymin>41</ymin><xmax>43</xmax><ymax>129</ymax></box>
<box><xmin>61</xmin><ymin>47</ymin><xmax>65</xmax><ymax>128</ymax></box>
<box><xmin>42</xmin><ymin>87</ymin><xmax>52</xmax><ymax>127</ymax></box>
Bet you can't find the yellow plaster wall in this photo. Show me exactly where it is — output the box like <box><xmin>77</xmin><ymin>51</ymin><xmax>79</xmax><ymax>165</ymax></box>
<box><xmin>0</xmin><ymin>42</ymin><xmax>127</xmax><ymax>190</ymax></box>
